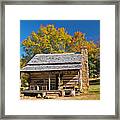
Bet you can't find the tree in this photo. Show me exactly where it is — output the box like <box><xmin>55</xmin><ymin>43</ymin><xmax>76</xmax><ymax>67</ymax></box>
<box><xmin>21</xmin><ymin>24</ymin><xmax>100</xmax><ymax>78</ymax></box>
<box><xmin>20</xmin><ymin>73</ymin><xmax>30</xmax><ymax>88</ymax></box>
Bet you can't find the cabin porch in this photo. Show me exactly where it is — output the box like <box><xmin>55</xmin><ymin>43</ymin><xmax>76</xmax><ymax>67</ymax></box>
<box><xmin>20</xmin><ymin>70</ymin><xmax>81</xmax><ymax>97</ymax></box>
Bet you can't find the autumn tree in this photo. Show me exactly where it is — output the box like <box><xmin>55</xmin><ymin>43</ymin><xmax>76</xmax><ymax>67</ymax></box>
<box><xmin>21</xmin><ymin>24</ymin><xmax>100</xmax><ymax>78</ymax></box>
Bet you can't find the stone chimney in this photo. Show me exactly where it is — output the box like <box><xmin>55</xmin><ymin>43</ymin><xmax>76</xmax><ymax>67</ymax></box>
<box><xmin>80</xmin><ymin>46</ymin><xmax>89</xmax><ymax>93</ymax></box>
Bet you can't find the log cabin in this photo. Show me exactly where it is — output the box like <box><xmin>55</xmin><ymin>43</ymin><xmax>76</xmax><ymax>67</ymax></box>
<box><xmin>20</xmin><ymin>47</ymin><xmax>89</xmax><ymax>98</ymax></box>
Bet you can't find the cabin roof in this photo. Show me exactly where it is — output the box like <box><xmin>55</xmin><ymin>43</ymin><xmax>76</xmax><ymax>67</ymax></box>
<box><xmin>21</xmin><ymin>53</ymin><xmax>82</xmax><ymax>72</ymax></box>
<box><xmin>27</xmin><ymin>53</ymin><xmax>82</xmax><ymax>65</ymax></box>
<box><xmin>21</xmin><ymin>64</ymin><xmax>81</xmax><ymax>71</ymax></box>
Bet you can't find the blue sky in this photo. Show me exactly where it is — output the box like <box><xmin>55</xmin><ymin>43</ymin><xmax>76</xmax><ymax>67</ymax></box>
<box><xmin>20</xmin><ymin>20</ymin><xmax>100</xmax><ymax>56</ymax></box>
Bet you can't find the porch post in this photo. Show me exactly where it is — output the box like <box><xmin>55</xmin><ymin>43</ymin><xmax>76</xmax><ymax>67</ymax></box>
<box><xmin>58</xmin><ymin>73</ymin><xmax>60</xmax><ymax>90</ymax></box>
<box><xmin>80</xmin><ymin>69</ymin><xmax>83</xmax><ymax>91</ymax></box>
<box><xmin>28</xmin><ymin>72</ymin><xmax>31</xmax><ymax>90</ymax></box>
<box><xmin>49</xmin><ymin>73</ymin><xmax>50</xmax><ymax>90</ymax></box>
<box><xmin>78</xmin><ymin>71</ymin><xmax>82</xmax><ymax>92</ymax></box>
<box><xmin>78</xmin><ymin>68</ymin><xmax>83</xmax><ymax>92</ymax></box>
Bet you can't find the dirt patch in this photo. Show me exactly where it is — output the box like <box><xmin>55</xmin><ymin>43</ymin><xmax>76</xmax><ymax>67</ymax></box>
<box><xmin>20</xmin><ymin>93</ymin><xmax>100</xmax><ymax>100</ymax></box>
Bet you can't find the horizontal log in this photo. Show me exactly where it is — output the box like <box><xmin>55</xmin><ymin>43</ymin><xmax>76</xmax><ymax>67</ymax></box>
<box><xmin>30</xmin><ymin>71</ymin><xmax>78</xmax><ymax>75</ymax></box>
<box><xmin>30</xmin><ymin>75</ymin><xmax>56</xmax><ymax>77</ymax></box>
<box><xmin>30</xmin><ymin>77</ymin><xmax>56</xmax><ymax>80</ymax></box>
<box><xmin>30</xmin><ymin>82</ymin><xmax>56</xmax><ymax>84</ymax></box>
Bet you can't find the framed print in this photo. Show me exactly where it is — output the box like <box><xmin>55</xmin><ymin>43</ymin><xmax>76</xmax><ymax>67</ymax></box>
<box><xmin>0</xmin><ymin>0</ymin><xmax>119</xmax><ymax>119</ymax></box>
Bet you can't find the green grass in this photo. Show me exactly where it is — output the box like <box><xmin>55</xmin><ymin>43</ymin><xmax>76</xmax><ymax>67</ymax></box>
<box><xmin>76</xmin><ymin>85</ymin><xmax>100</xmax><ymax>100</ymax></box>
<box><xmin>88</xmin><ymin>85</ymin><xmax>100</xmax><ymax>94</ymax></box>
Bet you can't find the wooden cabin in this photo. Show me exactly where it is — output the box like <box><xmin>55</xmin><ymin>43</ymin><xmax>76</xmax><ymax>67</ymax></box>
<box><xmin>20</xmin><ymin>47</ymin><xmax>89</xmax><ymax>97</ymax></box>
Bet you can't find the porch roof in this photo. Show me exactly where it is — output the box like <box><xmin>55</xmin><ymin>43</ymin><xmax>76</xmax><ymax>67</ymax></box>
<box><xmin>21</xmin><ymin>64</ymin><xmax>81</xmax><ymax>72</ymax></box>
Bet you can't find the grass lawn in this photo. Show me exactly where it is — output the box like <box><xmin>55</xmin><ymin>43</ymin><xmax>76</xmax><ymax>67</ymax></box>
<box><xmin>89</xmin><ymin>85</ymin><xmax>100</xmax><ymax>94</ymax></box>
<box><xmin>78</xmin><ymin>84</ymin><xmax>100</xmax><ymax>100</ymax></box>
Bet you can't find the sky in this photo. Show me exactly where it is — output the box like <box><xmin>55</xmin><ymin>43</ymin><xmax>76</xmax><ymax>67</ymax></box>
<box><xmin>20</xmin><ymin>20</ymin><xmax>100</xmax><ymax>56</ymax></box>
